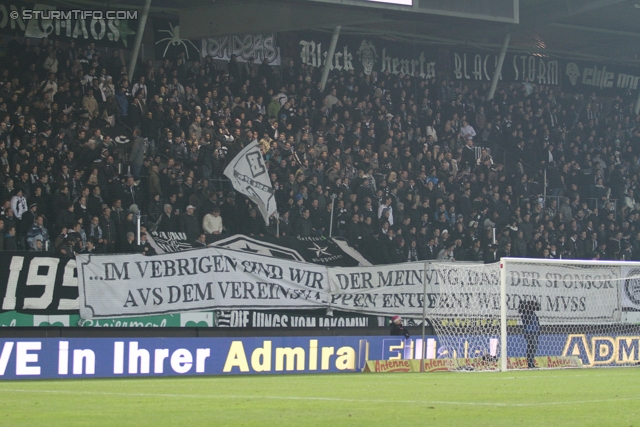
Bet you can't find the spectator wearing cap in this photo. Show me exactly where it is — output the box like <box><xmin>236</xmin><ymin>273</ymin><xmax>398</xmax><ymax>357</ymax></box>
<box><xmin>390</xmin><ymin>315</ymin><xmax>410</xmax><ymax>338</ymax></box>
<box><xmin>23</xmin><ymin>201</ymin><xmax>39</xmax><ymax>228</ymax></box>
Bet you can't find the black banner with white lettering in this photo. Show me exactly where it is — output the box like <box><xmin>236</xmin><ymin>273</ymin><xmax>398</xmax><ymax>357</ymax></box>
<box><xmin>0</xmin><ymin>2</ymin><xmax>137</xmax><ymax>47</ymax></box>
<box><xmin>294</xmin><ymin>31</ymin><xmax>640</xmax><ymax>95</ymax></box>
<box><xmin>560</xmin><ymin>60</ymin><xmax>640</xmax><ymax>95</ymax></box>
<box><xmin>296</xmin><ymin>31</ymin><xmax>438</xmax><ymax>79</ymax></box>
<box><xmin>450</xmin><ymin>50</ymin><xmax>560</xmax><ymax>86</ymax></box>
<box><xmin>448</xmin><ymin>48</ymin><xmax>640</xmax><ymax>94</ymax></box>
<box><xmin>0</xmin><ymin>253</ymin><xmax>78</xmax><ymax>315</ymax></box>
<box><xmin>215</xmin><ymin>309</ymin><xmax>380</xmax><ymax>328</ymax></box>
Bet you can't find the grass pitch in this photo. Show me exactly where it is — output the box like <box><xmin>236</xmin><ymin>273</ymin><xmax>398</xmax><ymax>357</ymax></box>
<box><xmin>0</xmin><ymin>368</ymin><xmax>639</xmax><ymax>426</ymax></box>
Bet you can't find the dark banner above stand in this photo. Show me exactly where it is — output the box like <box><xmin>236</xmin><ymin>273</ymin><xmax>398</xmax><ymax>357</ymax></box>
<box><xmin>448</xmin><ymin>48</ymin><xmax>640</xmax><ymax>94</ymax></box>
<box><xmin>1</xmin><ymin>2</ymin><xmax>137</xmax><ymax>47</ymax></box>
<box><xmin>296</xmin><ymin>32</ymin><xmax>438</xmax><ymax>79</ymax></box>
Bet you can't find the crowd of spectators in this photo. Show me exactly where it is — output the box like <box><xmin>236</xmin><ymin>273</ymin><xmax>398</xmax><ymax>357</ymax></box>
<box><xmin>2</xmin><ymin>34</ymin><xmax>640</xmax><ymax>264</ymax></box>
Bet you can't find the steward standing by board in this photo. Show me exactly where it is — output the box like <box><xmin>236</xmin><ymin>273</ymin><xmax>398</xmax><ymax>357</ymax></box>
<box><xmin>518</xmin><ymin>299</ymin><xmax>541</xmax><ymax>369</ymax></box>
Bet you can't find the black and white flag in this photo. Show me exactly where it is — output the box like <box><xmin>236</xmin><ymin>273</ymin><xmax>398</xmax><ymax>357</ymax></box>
<box><xmin>146</xmin><ymin>231</ymin><xmax>372</xmax><ymax>267</ymax></box>
<box><xmin>224</xmin><ymin>142</ymin><xmax>276</xmax><ymax>225</ymax></box>
<box><xmin>147</xmin><ymin>231</ymin><xmax>193</xmax><ymax>254</ymax></box>
<box><xmin>213</xmin><ymin>235</ymin><xmax>371</xmax><ymax>266</ymax></box>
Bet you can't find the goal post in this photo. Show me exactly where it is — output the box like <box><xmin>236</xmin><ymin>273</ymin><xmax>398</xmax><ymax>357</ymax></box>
<box><xmin>500</xmin><ymin>260</ymin><xmax>507</xmax><ymax>372</ymax></box>
<box><xmin>426</xmin><ymin>258</ymin><xmax>640</xmax><ymax>372</ymax></box>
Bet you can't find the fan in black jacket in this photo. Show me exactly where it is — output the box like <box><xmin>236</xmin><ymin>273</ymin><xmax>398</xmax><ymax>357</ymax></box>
<box><xmin>390</xmin><ymin>315</ymin><xmax>410</xmax><ymax>338</ymax></box>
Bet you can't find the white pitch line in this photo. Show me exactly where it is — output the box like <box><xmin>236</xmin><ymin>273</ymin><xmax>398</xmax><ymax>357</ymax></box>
<box><xmin>0</xmin><ymin>388</ymin><xmax>638</xmax><ymax>408</ymax></box>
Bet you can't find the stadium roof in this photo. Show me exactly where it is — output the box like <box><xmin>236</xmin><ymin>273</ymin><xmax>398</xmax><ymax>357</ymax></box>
<box><xmin>312</xmin><ymin>0</ymin><xmax>640</xmax><ymax>65</ymax></box>
<box><xmin>39</xmin><ymin>0</ymin><xmax>640</xmax><ymax>65</ymax></box>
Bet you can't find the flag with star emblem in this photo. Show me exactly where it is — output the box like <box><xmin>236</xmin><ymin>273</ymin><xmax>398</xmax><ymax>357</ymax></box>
<box><xmin>146</xmin><ymin>232</ymin><xmax>371</xmax><ymax>266</ymax></box>
<box><xmin>213</xmin><ymin>235</ymin><xmax>371</xmax><ymax>266</ymax></box>
<box><xmin>224</xmin><ymin>142</ymin><xmax>276</xmax><ymax>225</ymax></box>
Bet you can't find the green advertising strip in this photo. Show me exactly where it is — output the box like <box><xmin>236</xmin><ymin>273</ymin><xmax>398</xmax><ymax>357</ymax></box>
<box><xmin>0</xmin><ymin>312</ymin><xmax>215</xmax><ymax>328</ymax></box>
<box><xmin>0</xmin><ymin>310</ymin><xmax>379</xmax><ymax>328</ymax></box>
<box><xmin>0</xmin><ymin>311</ymin><xmax>37</xmax><ymax>327</ymax></box>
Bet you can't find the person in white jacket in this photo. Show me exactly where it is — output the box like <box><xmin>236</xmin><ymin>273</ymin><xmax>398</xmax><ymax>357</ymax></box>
<box><xmin>10</xmin><ymin>188</ymin><xmax>27</xmax><ymax>220</ymax></box>
<box><xmin>459</xmin><ymin>120</ymin><xmax>476</xmax><ymax>141</ymax></box>
<box><xmin>202</xmin><ymin>208</ymin><xmax>223</xmax><ymax>235</ymax></box>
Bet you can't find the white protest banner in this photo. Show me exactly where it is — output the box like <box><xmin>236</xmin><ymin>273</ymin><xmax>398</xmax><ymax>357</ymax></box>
<box><xmin>328</xmin><ymin>262</ymin><xmax>428</xmax><ymax>317</ymax></box>
<box><xmin>329</xmin><ymin>260</ymin><xmax>621</xmax><ymax>323</ymax></box>
<box><xmin>77</xmin><ymin>252</ymin><xmax>626</xmax><ymax>323</ymax></box>
<box><xmin>328</xmin><ymin>261</ymin><xmax>499</xmax><ymax>317</ymax></box>
<box><xmin>224</xmin><ymin>142</ymin><xmax>276</xmax><ymax>225</ymax></box>
<box><xmin>77</xmin><ymin>247</ymin><xmax>329</xmax><ymax>319</ymax></box>
<box><xmin>502</xmin><ymin>260</ymin><xmax>621</xmax><ymax>323</ymax></box>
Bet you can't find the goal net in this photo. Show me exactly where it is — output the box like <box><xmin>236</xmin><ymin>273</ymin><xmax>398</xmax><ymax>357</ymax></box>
<box><xmin>426</xmin><ymin>258</ymin><xmax>640</xmax><ymax>371</ymax></box>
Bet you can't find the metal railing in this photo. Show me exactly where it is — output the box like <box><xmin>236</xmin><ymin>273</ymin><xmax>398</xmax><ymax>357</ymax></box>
<box><xmin>586</xmin><ymin>197</ymin><xmax>618</xmax><ymax>219</ymax></box>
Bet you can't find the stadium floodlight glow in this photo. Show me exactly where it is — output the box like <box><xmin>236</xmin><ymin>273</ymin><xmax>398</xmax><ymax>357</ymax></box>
<box><xmin>364</xmin><ymin>0</ymin><xmax>412</xmax><ymax>5</ymax></box>
<box><xmin>426</xmin><ymin>258</ymin><xmax>640</xmax><ymax>371</ymax></box>
<box><xmin>305</xmin><ymin>0</ymin><xmax>519</xmax><ymax>23</ymax></box>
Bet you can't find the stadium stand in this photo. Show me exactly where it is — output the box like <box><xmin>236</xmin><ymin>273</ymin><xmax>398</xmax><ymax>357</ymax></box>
<box><xmin>1</xmin><ymin>32</ymin><xmax>639</xmax><ymax>266</ymax></box>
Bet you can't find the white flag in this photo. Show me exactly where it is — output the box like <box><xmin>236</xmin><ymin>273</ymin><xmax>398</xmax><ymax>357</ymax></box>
<box><xmin>223</xmin><ymin>142</ymin><xmax>276</xmax><ymax>224</ymax></box>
